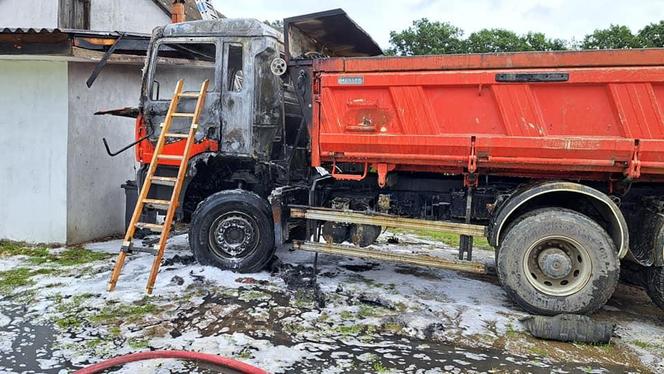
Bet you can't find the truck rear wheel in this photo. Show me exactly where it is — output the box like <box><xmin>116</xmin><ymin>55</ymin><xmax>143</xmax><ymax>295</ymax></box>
<box><xmin>497</xmin><ymin>208</ymin><xmax>619</xmax><ymax>315</ymax></box>
<box><xmin>189</xmin><ymin>190</ymin><xmax>275</xmax><ymax>273</ymax></box>
<box><xmin>646</xmin><ymin>266</ymin><xmax>664</xmax><ymax>310</ymax></box>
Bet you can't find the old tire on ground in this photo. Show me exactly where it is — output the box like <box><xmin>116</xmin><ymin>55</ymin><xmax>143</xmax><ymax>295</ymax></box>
<box><xmin>189</xmin><ymin>190</ymin><xmax>274</xmax><ymax>273</ymax></box>
<box><xmin>646</xmin><ymin>266</ymin><xmax>664</xmax><ymax>310</ymax></box>
<box><xmin>497</xmin><ymin>208</ymin><xmax>619</xmax><ymax>315</ymax></box>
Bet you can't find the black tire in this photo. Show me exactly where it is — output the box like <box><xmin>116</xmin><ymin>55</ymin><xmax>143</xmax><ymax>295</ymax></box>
<box><xmin>349</xmin><ymin>224</ymin><xmax>382</xmax><ymax>247</ymax></box>
<box><xmin>646</xmin><ymin>266</ymin><xmax>664</xmax><ymax>310</ymax></box>
<box><xmin>497</xmin><ymin>208</ymin><xmax>620</xmax><ymax>315</ymax></box>
<box><xmin>189</xmin><ymin>190</ymin><xmax>275</xmax><ymax>273</ymax></box>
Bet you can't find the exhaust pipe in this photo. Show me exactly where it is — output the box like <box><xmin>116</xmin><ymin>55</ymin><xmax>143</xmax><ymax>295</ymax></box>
<box><xmin>171</xmin><ymin>0</ymin><xmax>186</xmax><ymax>23</ymax></box>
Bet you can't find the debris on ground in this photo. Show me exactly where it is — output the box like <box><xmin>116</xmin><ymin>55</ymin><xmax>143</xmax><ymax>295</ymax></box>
<box><xmin>521</xmin><ymin>314</ymin><xmax>615</xmax><ymax>344</ymax></box>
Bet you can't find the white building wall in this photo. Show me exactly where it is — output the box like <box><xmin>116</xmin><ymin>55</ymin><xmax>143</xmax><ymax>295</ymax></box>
<box><xmin>66</xmin><ymin>62</ymin><xmax>143</xmax><ymax>244</ymax></box>
<box><xmin>0</xmin><ymin>0</ymin><xmax>59</xmax><ymax>29</ymax></box>
<box><xmin>0</xmin><ymin>60</ymin><xmax>68</xmax><ymax>244</ymax></box>
<box><xmin>90</xmin><ymin>0</ymin><xmax>171</xmax><ymax>33</ymax></box>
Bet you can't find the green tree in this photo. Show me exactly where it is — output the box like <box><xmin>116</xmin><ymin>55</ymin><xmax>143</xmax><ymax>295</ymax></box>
<box><xmin>638</xmin><ymin>21</ymin><xmax>664</xmax><ymax>47</ymax></box>
<box><xmin>581</xmin><ymin>24</ymin><xmax>642</xmax><ymax>49</ymax></box>
<box><xmin>465</xmin><ymin>29</ymin><xmax>526</xmax><ymax>53</ymax></box>
<box><xmin>521</xmin><ymin>32</ymin><xmax>568</xmax><ymax>51</ymax></box>
<box><xmin>387</xmin><ymin>18</ymin><xmax>466</xmax><ymax>55</ymax></box>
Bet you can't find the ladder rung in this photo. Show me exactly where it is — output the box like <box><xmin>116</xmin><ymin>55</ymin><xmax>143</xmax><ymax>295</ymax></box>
<box><xmin>135</xmin><ymin>223</ymin><xmax>164</xmax><ymax>233</ymax></box>
<box><xmin>128</xmin><ymin>246</ymin><xmax>158</xmax><ymax>255</ymax></box>
<box><xmin>164</xmin><ymin>133</ymin><xmax>189</xmax><ymax>139</ymax></box>
<box><xmin>178</xmin><ymin>93</ymin><xmax>200</xmax><ymax>98</ymax></box>
<box><xmin>143</xmin><ymin>199</ymin><xmax>172</xmax><ymax>209</ymax></box>
<box><xmin>172</xmin><ymin>113</ymin><xmax>195</xmax><ymax>118</ymax></box>
<box><xmin>151</xmin><ymin>176</ymin><xmax>177</xmax><ymax>186</ymax></box>
<box><xmin>158</xmin><ymin>155</ymin><xmax>184</xmax><ymax>161</ymax></box>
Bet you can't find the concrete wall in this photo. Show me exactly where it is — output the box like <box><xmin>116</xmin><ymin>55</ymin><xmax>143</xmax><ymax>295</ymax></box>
<box><xmin>0</xmin><ymin>60</ymin><xmax>68</xmax><ymax>244</ymax></box>
<box><xmin>0</xmin><ymin>0</ymin><xmax>59</xmax><ymax>29</ymax></box>
<box><xmin>66</xmin><ymin>62</ymin><xmax>142</xmax><ymax>244</ymax></box>
<box><xmin>90</xmin><ymin>0</ymin><xmax>170</xmax><ymax>33</ymax></box>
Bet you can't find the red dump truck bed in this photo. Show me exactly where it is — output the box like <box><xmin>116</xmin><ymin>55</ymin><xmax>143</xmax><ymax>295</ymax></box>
<box><xmin>311</xmin><ymin>49</ymin><xmax>664</xmax><ymax>182</ymax></box>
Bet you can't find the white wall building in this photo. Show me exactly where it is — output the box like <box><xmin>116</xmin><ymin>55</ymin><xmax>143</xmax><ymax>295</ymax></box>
<box><xmin>0</xmin><ymin>0</ymin><xmax>206</xmax><ymax>244</ymax></box>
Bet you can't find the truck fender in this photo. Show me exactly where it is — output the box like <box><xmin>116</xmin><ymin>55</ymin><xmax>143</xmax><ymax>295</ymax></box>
<box><xmin>488</xmin><ymin>181</ymin><xmax>629</xmax><ymax>258</ymax></box>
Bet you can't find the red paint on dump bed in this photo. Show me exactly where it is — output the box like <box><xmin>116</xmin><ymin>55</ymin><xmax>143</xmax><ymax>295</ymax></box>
<box><xmin>312</xmin><ymin>49</ymin><xmax>664</xmax><ymax>181</ymax></box>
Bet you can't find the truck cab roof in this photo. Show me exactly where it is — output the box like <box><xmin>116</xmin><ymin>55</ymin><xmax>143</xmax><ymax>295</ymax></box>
<box><xmin>158</xmin><ymin>18</ymin><xmax>281</xmax><ymax>40</ymax></box>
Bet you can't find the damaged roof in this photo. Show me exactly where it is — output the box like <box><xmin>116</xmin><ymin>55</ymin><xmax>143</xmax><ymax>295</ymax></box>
<box><xmin>151</xmin><ymin>0</ymin><xmax>225</xmax><ymax>21</ymax></box>
<box><xmin>0</xmin><ymin>28</ymin><xmax>151</xmax><ymax>58</ymax></box>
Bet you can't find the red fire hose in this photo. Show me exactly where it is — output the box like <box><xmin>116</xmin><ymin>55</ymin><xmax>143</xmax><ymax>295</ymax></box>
<box><xmin>73</xmin><ymin>350</ymin><xmax>267</xmax><ymax>374</ymax></box>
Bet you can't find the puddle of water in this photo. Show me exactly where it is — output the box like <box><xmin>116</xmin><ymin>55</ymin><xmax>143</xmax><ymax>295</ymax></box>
<box><xmin>0</xmin><ymin>299</ymin><xmax>65</xmax><ymax>374</ymax></box>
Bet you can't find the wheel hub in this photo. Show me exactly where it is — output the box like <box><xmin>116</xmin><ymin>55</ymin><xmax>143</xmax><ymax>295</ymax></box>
<box><xmin>537</xmin><ymin>248</ymin><xmax>573</xmax><ymax>279</ymax></box>
<box><xmin>213</xmin><ymin>216</ymin><xmax>255</xmax><ymax>257</ymax></box>
<box><xmin>523</xmin><ymin>236</ymin><xmax>593</xmax><ymax>297</ymax></box>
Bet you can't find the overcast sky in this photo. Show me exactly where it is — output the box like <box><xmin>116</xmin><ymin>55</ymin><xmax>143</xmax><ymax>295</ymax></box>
<box><xmin>211</xmin><ymin>0</ymin><xmax>664</xmax><ymax>47</ymax></box>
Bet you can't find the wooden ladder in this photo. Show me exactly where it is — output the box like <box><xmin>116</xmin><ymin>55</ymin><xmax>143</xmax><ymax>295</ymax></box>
<box><xmin>107</xmin><ymin>79</ymin><xmax>209</xmax><ymax>294</ymax></box>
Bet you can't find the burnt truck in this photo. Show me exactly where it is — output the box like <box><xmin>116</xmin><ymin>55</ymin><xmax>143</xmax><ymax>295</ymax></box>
<box><xmin>112</xmin><ymin>9</ymin><xmax>664</xmax><ymax>315</ymax></box>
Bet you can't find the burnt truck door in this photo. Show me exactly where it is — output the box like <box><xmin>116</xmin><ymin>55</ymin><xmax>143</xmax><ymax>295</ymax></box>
<box><xmin>144</xmin><ymin>38</ymin><xmax>221</xmax><ymax>145</ymax></box>
<box><xmin>220</xmin><ymin>42</ymin><xmax>251</xmax><ymax>155</ymax></box>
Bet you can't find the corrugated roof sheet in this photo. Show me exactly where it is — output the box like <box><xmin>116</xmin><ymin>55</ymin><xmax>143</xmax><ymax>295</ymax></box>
<box><xmin>0</xmin><ymin>27</ymin><xmax>149</xmax><ymax>38</ymax></box>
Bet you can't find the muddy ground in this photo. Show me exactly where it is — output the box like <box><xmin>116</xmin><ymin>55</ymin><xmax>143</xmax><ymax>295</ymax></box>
<box><xmin>0</xmin><ymin>232</ymin><xmax>663</xmax><ymax>373</ymax></box>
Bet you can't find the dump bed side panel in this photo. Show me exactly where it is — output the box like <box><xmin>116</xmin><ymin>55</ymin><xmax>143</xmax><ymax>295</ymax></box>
<box><xmin>313</xmin><ymin>51</ymin><xmax>664</xmax><ymax>180</ymax></box>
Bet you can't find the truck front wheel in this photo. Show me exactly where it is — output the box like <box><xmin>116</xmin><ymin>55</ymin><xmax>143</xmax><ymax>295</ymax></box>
<box><xmin>497</xmin><ymin>208</ymin><xmax>619</xmax><ymax>315</ymax></box>
<box><xmin>189</xmin><ymin>190</ymin><xmax>275</xmax><ymax>273</ymax></box>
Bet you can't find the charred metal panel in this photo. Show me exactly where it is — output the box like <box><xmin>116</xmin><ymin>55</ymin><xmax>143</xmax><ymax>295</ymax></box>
<box><xmin>284</xmin><ymin>9</ymin><xmax>383</xmax><ymax>60</ymax></box>
<box><xmin>253</xmin><ymin>46</ymin><xmax>283</xmax><ymax>160</ymax></box>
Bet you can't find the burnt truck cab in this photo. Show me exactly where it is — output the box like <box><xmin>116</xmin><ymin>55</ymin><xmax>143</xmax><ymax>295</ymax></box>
<box><xmin>134</xmin><ymin>18</ymin><xmax>299</xmax><ymax>218</ymax></box>
<box><xmin>128</xmin><ymin>10</ymin><xmax>382</xmax><ymax>272</ymax></box>
<box><xmin>140</xmin><ymin>19</ymin><xmax>285</xmax><ymax>161</ymax></box>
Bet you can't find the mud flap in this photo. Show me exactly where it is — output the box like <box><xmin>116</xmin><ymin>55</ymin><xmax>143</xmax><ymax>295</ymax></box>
<box><xmin>521</xmin><ymin>314</ymin><xmax>614</xmax><ymax>344</ymax></box>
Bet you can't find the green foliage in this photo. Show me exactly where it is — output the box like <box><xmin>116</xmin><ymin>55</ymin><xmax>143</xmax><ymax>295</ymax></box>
<box><xmin>388</xmin><ymin>19</ymin><xmax>466</xmax><ymax>55</ymax></box>
<box><xmin>638</xmin><ymin>21</ymin><xmax>664</xmax><ymax>47</ymax></box>
<box><xmin>388</xmin><ymin>19</ymin><xmax>663</xmax><ymax>55</ymax></box>
<box><xmin>581</xmin><ymin>24</ymin><xmax>642</xmax><ymax>49</ymax></box>
<box><xmin>521</xmin><ymin>32</ymin><xmax>568</xmax><ymax>51</ymax></box>
<box><xmin>466</xmin><ymin>28</ymin><xmax>526</xmax><ymax>53</ymax></box>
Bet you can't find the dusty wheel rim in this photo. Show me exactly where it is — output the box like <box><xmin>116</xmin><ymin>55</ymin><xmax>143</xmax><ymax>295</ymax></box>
<box><xmin>208</xmin><ymin>211</ymin><xmax>260</xmax><ymax>260</ymax></box>
<box><xmin>523</xmin><ymin>236</ymin><xmax>592</xmax><ymax>297</ymax></box>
